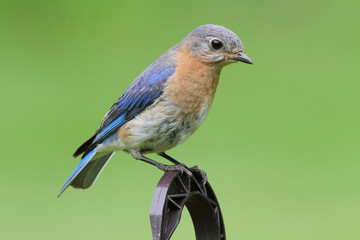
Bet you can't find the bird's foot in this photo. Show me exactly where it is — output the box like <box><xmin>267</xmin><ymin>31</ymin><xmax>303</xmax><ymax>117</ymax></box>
<box><xmin>158</xmin><ymin>163</ymin><xmax>193</xmax><ymax>177</ymax></box>
<box><xmin>159</xmin><ymin>164</ymin><xmax>207</xmax><ymax>185</ymax></box>
<box><xmin>189</xmin><ymin>165</ymin><xmax>207</xmax><ymax>186</ymax></box>
<box><xmin>132</xmin><ymin>151</ymin><xmax>207</xmax><ymax>185</ymax></box>
<box><xmin>157</xmin><ymin>152</ymin><xmax>207</xmax><ymax>184</ymax></box>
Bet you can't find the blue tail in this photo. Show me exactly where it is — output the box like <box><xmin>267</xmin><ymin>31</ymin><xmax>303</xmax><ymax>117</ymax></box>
<box><xmin>58</xmin><ymin>149</ymin><xmax>114</xmax><ymax>197</ymax></box>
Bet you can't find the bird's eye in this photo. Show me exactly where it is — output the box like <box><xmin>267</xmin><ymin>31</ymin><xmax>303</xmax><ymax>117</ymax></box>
<box><xmin>211</xmin><ymin>39</ymin><xmax>223</xmax><ymax>50</ymax></box>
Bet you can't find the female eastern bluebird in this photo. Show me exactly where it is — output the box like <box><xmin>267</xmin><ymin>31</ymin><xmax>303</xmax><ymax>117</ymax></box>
<box><xmin>58</xmin><ymin>24</ymin><xmax>252</xmax><ymax>196</ymax></box>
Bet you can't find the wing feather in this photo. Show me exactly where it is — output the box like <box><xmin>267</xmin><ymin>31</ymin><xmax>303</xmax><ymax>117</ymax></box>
<box><xmin>73</xmin><ymin>66</ymin><xmax>175</xmax><ymax>157</ymax></box>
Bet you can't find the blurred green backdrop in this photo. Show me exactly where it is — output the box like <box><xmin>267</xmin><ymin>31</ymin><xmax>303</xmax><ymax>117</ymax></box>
<box><xmin>1</xmin><ymin>0</ymin><xmax>359</xmax><ymax>239</ymax></box>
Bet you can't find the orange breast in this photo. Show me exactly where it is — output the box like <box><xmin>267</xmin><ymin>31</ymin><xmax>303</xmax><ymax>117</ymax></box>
<box><xmin>163</xmin><ymin>44</ymin><xmax>222</xmax><ymax>113</ymax></box>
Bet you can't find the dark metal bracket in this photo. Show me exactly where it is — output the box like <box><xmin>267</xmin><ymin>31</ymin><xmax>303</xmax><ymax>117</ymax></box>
<box><xmin>149</xmin><ymin>171</ymin><xmax>226</xmax><ymax>240</ymax></box>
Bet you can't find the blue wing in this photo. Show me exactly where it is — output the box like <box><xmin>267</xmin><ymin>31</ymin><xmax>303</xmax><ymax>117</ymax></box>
<box><xmin>73</xmin><ymin>65</ymin><xmax>176</xmax><ymax>157</ymax></box>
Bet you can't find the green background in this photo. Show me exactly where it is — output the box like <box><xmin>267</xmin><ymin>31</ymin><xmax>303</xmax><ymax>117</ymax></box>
<box><xmin>1</xmin><ymin>0</ymin><xmax>359</xmax><ymax>239</ymax></box>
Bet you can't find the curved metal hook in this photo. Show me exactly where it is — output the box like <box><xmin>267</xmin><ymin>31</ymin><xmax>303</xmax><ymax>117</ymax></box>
<box><xmin>150</xmin><ymin>171</ymin><xmax>226</xmax><ymax>240</ymax></box>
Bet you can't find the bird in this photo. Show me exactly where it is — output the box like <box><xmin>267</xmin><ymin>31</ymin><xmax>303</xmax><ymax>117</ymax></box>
<box><xmin>58</xmin><ymin>24</ymin><xmax>253</xmax><ymax>197</ymax></box>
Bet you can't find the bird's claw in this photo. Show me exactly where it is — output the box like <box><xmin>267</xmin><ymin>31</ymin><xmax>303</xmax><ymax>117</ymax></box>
<box><xmin>158</xmin><ymin>163</ymin><xmax>207</xmax><ymax>186</ymax></box>
<box><xmin>189</xmin><ymin>165</ymin><xmax>207</xmax><ymax>186</ymax></box>
<box><xmin>161</xmin><ymin>163</ymin><xmax>193</xmax><ymax>177</ymax></box>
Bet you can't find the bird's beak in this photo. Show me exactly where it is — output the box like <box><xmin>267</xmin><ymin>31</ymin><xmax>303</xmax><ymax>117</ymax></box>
<box><xmin>231</xmin><ymin>51</ymin><xmax>253</xmax><ymax>64</ymax></box>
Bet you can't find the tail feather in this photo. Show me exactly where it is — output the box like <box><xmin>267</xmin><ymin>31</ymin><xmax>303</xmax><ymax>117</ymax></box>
<box><xmin>71</xmin><ymin>152</ymin><xmax>114</xmax><ymax>189</ymax></box>
<box><xmin>58</xmin><ymin>149</ymin><xmax>114</xmax><ymax>197</ymax></box>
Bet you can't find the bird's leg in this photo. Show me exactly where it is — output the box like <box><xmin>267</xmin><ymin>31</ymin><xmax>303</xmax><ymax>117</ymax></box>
<box><xmin>158</xmin><ymin>152</ymin><xmax>207</xmax><ymax>185</ymax></box>
<box><xmin>158</xmin><ymin>152</ymin><xmax>183</xmax><ymax>165</ymax></box>
<box><xmin>130</xmin><ymin>150</ymin><xmax>192</xmax><ymax>176</ymax></box>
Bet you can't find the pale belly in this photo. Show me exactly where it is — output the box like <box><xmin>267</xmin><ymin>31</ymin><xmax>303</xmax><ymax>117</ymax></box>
<box><xmin>95</xmin><ymin>97</ymin><xmax>212</xmax><ymax>154</ymax></box>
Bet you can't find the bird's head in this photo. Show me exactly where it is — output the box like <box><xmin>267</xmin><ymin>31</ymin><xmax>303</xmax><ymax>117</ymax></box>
<box><xmin>183</xmin><ymin>24</ymin><xmax>253</xmax><ymax>66</ymax></box>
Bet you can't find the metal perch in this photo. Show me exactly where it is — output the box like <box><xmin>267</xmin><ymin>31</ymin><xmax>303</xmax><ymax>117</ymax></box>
<box><xmin>150</xmin><ymin>170</ymin><xmax>226</xmax><ymax>240</ymax></box>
